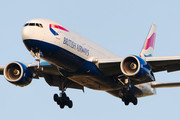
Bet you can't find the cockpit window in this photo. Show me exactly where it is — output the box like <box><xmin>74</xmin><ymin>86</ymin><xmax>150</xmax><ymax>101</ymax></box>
<box><xmin>36</xmin><ymin>23</ymin><xmax>40</xmax><ymax>27</ymax></box>
<box><xmin>24</xmin><ymin>23</ymin><xmax>43</xmax><ymax>28</ymax></box>
<box><xmin>39</xmin><ymin>24</ymin><xmax>43</xmax><ymax>28</ymax></box>
<box><xmin>24</xmin><ymin>23</ymin><xmax>29</xmax><ymax>26</ymax></box>
<box><xmin>29</xmin><ymin>23</ymin><xmax>35</xmax><ymax>26</ymax></box>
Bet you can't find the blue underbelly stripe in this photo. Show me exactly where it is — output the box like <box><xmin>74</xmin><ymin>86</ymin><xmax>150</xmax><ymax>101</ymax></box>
<box><xmin>23</xmin><ymin>39</ymin><xmax>120</xmax><ymax>90</ymax></box>
<box><xmin>23</xmin><ymin>39</ymin><xmax>85</xmax><ymax>72</ymax></box>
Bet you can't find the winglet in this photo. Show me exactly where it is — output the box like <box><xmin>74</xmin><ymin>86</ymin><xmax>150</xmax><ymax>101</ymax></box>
<box><xmin>140</xmin><ymin>23</ymin><xmax>157</xmax><ymax>57</ymax></box>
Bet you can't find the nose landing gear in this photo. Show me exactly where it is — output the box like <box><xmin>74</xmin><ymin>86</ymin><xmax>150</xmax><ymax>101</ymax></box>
<box><xmin>54</xmin><ymin>92</ymin><xmax>73</xmax><ymax>109</ymax></box>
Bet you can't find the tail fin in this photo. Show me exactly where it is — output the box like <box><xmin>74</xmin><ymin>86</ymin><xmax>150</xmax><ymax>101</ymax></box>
<box><xmin>140</xmin><ymin>23</ymin><xmax>157</xmax><ymax>57</ymax></box>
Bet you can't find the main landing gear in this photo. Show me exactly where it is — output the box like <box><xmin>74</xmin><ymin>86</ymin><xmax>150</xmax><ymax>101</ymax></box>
<box><xmin>121</xmin><ymin>88</ymin><xmax>137</xmax><ymax>106</ymax></box>
<box><xmin>53</xmin><ymin>92</ymin><xmax>73</xmax><ymax>109</ymax></box>
<box><xmin>118</xmin><ymin>78</ymin><xmax>138</xmax><ymax>106</ymax></box>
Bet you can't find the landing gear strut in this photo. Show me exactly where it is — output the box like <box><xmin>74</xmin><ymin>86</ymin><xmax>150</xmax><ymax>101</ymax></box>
<box><xmin>53</xmin><ymin>76</ymin><xmax>73</xmax><ymax>109</ymax></box>
<box><xmin>118</xmin><ymin>78</ymin><xmax>138</xmax><ymax>106</ymax></box>
<box><xmin>53</xmin><ymin>92</ymin><xmax>73</xmax><ymax>109</ymax></box>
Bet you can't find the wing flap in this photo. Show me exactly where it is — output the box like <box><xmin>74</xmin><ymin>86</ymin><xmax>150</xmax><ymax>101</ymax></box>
<box><xmin>0</xmin><ymin>61</ymin><xmax>84</xmax><ymax>90</ymax></box>
<box><xmin>43</xmin><ymin>74</ymin><xmax>84</xmax><ymax>90</ymax></box>
<box><xmin>151</xmin><ymin>82</ymin><xmax>180</xmax><ymax>88</ymax></box>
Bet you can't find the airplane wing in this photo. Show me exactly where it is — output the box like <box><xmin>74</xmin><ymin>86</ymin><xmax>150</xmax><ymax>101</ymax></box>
<box><xmin>94</xmin><ymin>58</ymin><xmax>123</xmax><ymax>76</ymax></box>
<box><xmin>145</xmin><ymin>56</ymin><xmax>180</xmax><ymax>72</ymax></box>
<box><xmin>0</xmin><ymin>62</ymin><xmax>84</xmax><ymax>90</ymax></box>
<box><xmin>96</xmin><ymin>56</ymin><xmax>180</xmax><ymax>76</ymax></box>
<box><xmin>2</xmin><ymin>56</ymin><xmax>180</xmax><ymax>90</ymax></box>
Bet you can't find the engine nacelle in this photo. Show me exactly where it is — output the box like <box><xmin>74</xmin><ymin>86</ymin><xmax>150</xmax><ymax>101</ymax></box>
<box><xmin>120</xmin><ymin>55</ymin><xmax>152</xmax><ymax>81</ymax></box>
<box><xmin>4</xmin><ymin>61</ymin><xmax>33</xmax><ymax>87</ymax></box>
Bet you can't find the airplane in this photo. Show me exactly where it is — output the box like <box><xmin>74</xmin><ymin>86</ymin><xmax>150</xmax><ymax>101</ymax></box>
<box><xmin>1</xmin><ymin>18</ymin><xmax>180</xmax><ymax>109</ymax></box>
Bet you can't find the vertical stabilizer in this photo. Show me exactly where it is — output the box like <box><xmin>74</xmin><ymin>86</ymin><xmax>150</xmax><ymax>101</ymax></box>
<box><xmin>140</xmin><ymin>23</ymin><xmax>157</xmax><ymax>57</ymax></box>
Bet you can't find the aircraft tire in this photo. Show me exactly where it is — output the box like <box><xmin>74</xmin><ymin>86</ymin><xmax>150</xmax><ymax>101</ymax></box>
<box><xmin>124</xmin><ymin>98</ymin><xmax>129</xmax><ymax>106</ymax></box>
<box><xmin>60</xmin><ymin>102</ymin><xmax>65</xmax><ymax>109</ymax></box>
<box><xmin>56</xmin><ymin>100</ymin><xmax>60</xmax><ymax>105</ymax></box>
<box><xmin>65</xmin><ymin>97</ymin><xmax>70</xmax><ymax>102</ymax></box>
<box><xmin>54</xmin><ymin>94</ymin><xmax>59</xmax><ymax>102</ymax></box>
<box><xmin>132</xmin><ymin>97</ymin><xmax>138</xmax><ymax>105</ymax></box>
<box><xmin>68</xmin><ymin>100</ymin><xmax>73</xmax><ymax>108</ymax></box>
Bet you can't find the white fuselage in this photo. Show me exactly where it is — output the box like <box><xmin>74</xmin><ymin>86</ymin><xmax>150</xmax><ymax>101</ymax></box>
<box><xmin>22</xmin><ymin>18</ymin><xmax>156</xmax><ymax>97</ymax></box>
<box><xmin>22</xmin><ymin>19</ymin><xmax>120</xmax><ymax>60</ymax></box>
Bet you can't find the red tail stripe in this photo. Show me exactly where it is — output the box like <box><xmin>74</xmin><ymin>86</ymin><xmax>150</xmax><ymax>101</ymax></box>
<box><xmin>143</xmin><ymin>33</ymin><xmax>156</xmax><ymax>50</ymax></box>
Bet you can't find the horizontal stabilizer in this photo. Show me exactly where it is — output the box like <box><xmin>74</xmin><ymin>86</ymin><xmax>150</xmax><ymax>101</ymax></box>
<box><xmin>151</xmin><ymin>82</ymin><xmax>180</xmax><ymax>88</ymax></box>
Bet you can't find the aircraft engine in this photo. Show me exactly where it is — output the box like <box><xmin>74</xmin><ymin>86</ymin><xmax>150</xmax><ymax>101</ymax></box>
<box><xmin>4</xmin><ymin>61</ymin><xmax>33</xmax><ymax>87</ymax></box>
<box><xmin>120</xmin><ymin>55</ymin><xmax>152</xmax><ymax>81</ymax></box>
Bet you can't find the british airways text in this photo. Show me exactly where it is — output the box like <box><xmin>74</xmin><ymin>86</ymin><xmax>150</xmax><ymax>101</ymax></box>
<box><xmin>63</xmin><ymin>37</ymin><xmax>89</xmax><ymax>56</ymax></box>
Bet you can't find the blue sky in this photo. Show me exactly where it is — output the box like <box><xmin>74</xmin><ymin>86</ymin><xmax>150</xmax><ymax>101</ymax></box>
<box><xmin>0</xmin><ymin>0</ymin><xmax>180</xmax><ymax>120</ymax></box>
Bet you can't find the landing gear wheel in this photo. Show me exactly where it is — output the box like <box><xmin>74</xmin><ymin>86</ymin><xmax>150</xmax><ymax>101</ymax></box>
<box><xmin>65</xmin><ymin>97</ymin><xmax>70</xmax><ymax>102</ymax></box>
<box><xmin>53</xmin><ymin>94</ymin><xmax>58</xmax><ymax>102</ymax></box>
<box><xmin>53</xmin><ymin>92</ymin><xmax>73</xmax><ymax>109</ymax></box>
<box><xmin>59</xmin><ymin>102</ymin><xmax>65</xmax><ymax>109</ymax></box>
<box><xmin>57</xmin><ymin>100</ymin><xmax>61</xmax><ymax>105</ymax></box>
<box><xmin>132</xmin><ymin>97</ymin><xmax>138</xmax><ymax>105</ymax></box>
<box><xmin>121</xmin><ymin>89</ymin><xmax>138</xmax><ymax>106</ymax></box>
<box><xmin>124</xmin><ymin>98</ymin><xmax>129</xmax><ymax>106</ymax></box>
<box><xmin>68</xmin><ymin>100</ymin><xmax>73</xmax><ymax>108</ymax></box>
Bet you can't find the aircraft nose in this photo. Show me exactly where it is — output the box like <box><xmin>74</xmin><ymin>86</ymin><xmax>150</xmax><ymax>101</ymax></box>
<box><xmin>22</xmin><ymin>26</ymin><xmax>34</xmax><ymax>40</ymax></box>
